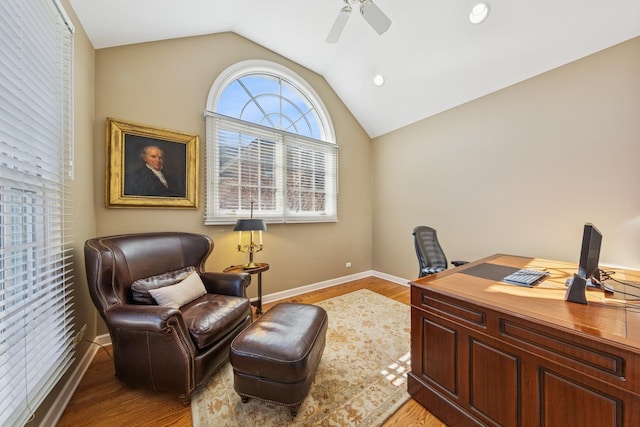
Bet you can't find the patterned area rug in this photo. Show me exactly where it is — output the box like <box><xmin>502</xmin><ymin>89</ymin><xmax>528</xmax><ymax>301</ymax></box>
<box><xmin>192</xmin><ymin>289</ymin><xmax>411</xmax><ymax>426</ymax></box>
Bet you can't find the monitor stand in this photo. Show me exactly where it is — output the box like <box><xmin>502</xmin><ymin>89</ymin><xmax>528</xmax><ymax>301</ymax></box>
<box><xmin>565</xmin><ymin>274</ymin><xmax>588</xmax><ymax>304</ymax></box>
<box><xmin>564</xmin><ymin>277</ymin><xmax>614</xmax><ymax>293</ymax></box>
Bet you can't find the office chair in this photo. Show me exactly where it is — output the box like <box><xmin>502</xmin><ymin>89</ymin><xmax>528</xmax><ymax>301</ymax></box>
<box><xmin>413</xmin><ymin>226</ymin><xmax>468</xmax><ymax>278</ymax></box>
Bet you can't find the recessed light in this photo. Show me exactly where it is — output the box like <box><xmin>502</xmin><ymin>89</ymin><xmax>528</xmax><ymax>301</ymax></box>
<box><xmin>373</xmin><ymin>74</ymin><xmax>385</xmax><ymax>87</ymax></box>
<box><xmin>469</xmin><ymin>2</ymin><xmax>490</xmax><ymax>24</ymax></box>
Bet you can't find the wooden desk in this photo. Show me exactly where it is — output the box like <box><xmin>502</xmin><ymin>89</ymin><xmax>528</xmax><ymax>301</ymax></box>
<box><xmin>409</xmin><ymin>254</ymin><xmax>640</xmax><ymax>427</ymax></box>
<box><xmin>224</xmin><ymin>263</ymin><xmax>269</xmax><ymax>315</ymax></box>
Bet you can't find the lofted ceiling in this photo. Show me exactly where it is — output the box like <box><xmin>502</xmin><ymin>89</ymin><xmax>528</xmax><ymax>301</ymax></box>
<box><xmin>69</xmin><ymin>0</ymin><xmax>640</xmax><ymax>138</ymax></box>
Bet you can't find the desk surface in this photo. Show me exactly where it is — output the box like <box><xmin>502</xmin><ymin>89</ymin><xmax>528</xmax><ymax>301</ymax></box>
<box><xmin>411</xmin><ymin>254</ymin><xmax>640</xmax><ymax>348</ymax></box>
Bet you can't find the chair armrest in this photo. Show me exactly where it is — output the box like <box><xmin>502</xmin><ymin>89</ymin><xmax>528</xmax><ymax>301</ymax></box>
<box><xmin>104</xmin><ymin>304</ymin><xmax>198</xmax><ymax>390</ymax></box>
<box><xmin>200</xmin><ymin>272</ymin><xmax>250</xmax><ymax>297</ymax></box>
<box><xmin>105</xmin><ymin>304</ymin><xmax>185</xmax><ymax>333</ymax></box>
<box><xmin>451</xmin><ymin>260</ymin><xmax>468</xmax><ymax>267</ymax></box>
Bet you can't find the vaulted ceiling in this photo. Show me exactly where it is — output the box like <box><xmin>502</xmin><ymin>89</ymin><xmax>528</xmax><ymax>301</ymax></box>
<box><xmin>69</xmin><ymin>0</ymin><xmax>640</xmax><ymax>138</ymax></box>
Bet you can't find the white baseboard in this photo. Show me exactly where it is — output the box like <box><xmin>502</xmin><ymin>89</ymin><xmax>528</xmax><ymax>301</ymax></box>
<box><xmin>42</xmin><ymin>270</ymin><xmax>409</xmax><ymax>425</ymax></box>
<box><xmin>260</xmin><ymin>270</ymin><xmax>410</xmax><ymax>303</ymax></box>
<box><xmin>371</xmin><ymin>270</ymin><xmax>412</xmax><ymax>286</ymax></box>
<box><xmin>94</xmin><ymin>333</ymin><xmax>112</xmax><ymax>347</ymax></box>
<box><xmin>261</xmin><ymin>269</ymin><xmax>376</xmax><ymax>304</ymax></box>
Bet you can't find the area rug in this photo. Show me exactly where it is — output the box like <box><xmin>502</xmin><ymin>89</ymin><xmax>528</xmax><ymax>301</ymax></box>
<box><xmin>191</xmin><ymin>289</ymin><xmax>411</xmax><ymax>426</ymax></box>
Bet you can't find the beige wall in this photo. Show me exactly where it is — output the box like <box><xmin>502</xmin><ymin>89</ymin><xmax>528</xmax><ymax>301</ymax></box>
<box><xmin>372</xmin><ymin>37</ymin><xmax>640</xmax><ymax>280</ymax></box>
<box><xmin>32</xmin><ymin>1</ymin><xmax>97</xmax><ymax>425</ymax></box>
<box><xmin>93</xmin><ymin>33</ymin><xmax>373</xmax><ymax>300</ymax></box>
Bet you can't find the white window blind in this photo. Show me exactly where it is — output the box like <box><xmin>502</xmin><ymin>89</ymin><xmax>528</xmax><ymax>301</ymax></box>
<box><xmin>0</xmin><ymin>1</ymin><xmax>75</xmax><ymax>426</ymax></box>
<box><xmin>205</xmin><ymin>113</ymin><xmax>338</xmax><ymax>224</ymax></box>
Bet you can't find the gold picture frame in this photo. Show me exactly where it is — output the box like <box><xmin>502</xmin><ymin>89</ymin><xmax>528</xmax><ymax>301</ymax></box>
<box><xmin>106</xmin><ymin>118</ymin><xmax>199</xmax><ymax>208</ymax></box>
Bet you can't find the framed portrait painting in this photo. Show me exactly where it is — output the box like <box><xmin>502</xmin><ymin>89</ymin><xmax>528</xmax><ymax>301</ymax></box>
<box><xmin>106</xmin><ymin>118</ymin><xmax>199</xmax><ymax>208</ymax></box>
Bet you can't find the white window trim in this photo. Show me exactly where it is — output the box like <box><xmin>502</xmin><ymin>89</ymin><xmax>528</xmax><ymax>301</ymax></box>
<box><xmin>204</xmin><ymin>60</ymin><xmax>338</xmax><ymax>225</ymax></box>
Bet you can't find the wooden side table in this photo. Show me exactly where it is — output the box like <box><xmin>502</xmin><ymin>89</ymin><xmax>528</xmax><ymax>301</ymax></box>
<box><xmin>223</xmin><ymin>262</ymin><xmax>269</xmax><ymax>315</ymax></box>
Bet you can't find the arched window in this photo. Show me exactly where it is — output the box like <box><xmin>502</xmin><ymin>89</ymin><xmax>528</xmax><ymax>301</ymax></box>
<box><xmin>204</xmin><ymin>60</ymin><xmax>338</xmax><ymax>224</ymax></box>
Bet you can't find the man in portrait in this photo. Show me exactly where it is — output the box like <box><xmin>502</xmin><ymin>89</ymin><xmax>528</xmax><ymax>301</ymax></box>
<box><xmin>124</xmin><ymin>142</ymin><xmax>186</xmax><ymax>198</ymax></box>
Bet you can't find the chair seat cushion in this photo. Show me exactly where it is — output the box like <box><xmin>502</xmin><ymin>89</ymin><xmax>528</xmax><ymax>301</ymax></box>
<box><xmin>181</xmin><ymin>294</ymin><xmax>251</xmax><ymax>350</ymax></box>
<box><xmin>422</xmin><ymin>266</ymin><xmax>446</xmax><ymax>275</ymax></box>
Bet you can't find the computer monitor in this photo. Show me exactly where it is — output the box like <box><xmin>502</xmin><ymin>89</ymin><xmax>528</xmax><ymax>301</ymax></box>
<box><xmin>566</xmin><ymin>223</ymin><xmax>603</xmax><ymax>303</ymax></box>
<box><xmin>577</xmin><ymin>223</ymin><xmax>602</xmax><ymax>286</ymax></box>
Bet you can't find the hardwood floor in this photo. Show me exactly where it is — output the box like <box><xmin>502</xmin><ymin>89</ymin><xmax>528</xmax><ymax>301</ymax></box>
<box><xmin>56</xmin><ymin>277</ymin><xmax>445</xmax><ymax>426</ymax></box>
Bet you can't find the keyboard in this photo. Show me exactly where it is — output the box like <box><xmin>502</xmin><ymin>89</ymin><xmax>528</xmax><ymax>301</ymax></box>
<box><xmin>503</xmin><ymin>269</ymin><xmax>549</xmax><ymax>287</ymax></box>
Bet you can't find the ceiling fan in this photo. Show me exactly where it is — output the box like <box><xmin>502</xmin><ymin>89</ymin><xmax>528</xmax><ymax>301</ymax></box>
<box><xmin>326</xmin><ymin>0</ymin><xmax>392</xmax><ymax>43</ymax></box>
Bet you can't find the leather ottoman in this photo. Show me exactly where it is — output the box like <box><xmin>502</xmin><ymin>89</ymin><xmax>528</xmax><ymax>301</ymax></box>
<box><xmin>229</xmin><ymin>302</ymin><xmax>328</xmax><ymax>416</ymax></box>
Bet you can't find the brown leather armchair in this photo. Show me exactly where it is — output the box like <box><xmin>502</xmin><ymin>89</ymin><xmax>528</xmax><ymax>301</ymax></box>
<box><xmin>84</xmin><ymin>232</ymin><xmax>252</xmax><ymax>402</ymax></box>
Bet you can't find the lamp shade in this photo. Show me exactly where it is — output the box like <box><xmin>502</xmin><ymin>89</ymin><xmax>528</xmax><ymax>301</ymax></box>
<box><xmin>233</xmin><ymin>219</ymin><xmax>267</xmax><ymax>232</ymax></box>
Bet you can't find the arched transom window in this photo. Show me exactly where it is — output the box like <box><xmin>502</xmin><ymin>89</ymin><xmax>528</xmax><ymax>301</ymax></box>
<box><xmin>204</xmin><ymin>60</ymin><xmax>337</xmax><ymax>224</ymax></box>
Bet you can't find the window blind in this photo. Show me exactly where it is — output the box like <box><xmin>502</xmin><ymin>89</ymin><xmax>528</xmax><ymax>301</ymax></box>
<box><xmin>205</xmin><ymin>113</ymin><xmax>338</xmax><ymax>224</ymax></box>
<box><xmin>0</xmin><ymin>1</ymin><xmax>75</xmax><ymax>425</ymax></box>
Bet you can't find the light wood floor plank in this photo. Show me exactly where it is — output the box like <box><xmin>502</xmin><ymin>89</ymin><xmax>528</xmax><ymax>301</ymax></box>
<box><xmin>56</xmin><ymin>277</ymin><xmax>445</xmax><ymax>426</ymax></box>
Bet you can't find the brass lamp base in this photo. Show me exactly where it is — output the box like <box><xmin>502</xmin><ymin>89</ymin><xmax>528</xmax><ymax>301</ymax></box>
<box><xmin>242</xmin><ymin>262</ymin><xmax>260</xmax><ymax>270</ymax></box>
<box><xmin>240</xmin><ymin>249</ymin><xmax>261</xmax><ymax>270</ymax></box>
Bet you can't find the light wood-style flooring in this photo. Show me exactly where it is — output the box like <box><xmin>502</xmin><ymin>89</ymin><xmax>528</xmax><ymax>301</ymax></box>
<box><xmin>56</xmin><ymin>276</ymin><xmax>446</xmax><ymax>426</ymax></box>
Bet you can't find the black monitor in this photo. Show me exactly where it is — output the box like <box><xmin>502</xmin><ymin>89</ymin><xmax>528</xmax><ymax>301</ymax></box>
<box><xmin>577</xmin><ymin>223</ymin><xmax>602</xmax><ymax>286</ymax></box>
<box><xmin>566</xmin><ymin>223</ymin><xmax>604</xmax><ymax>303</ymax></box>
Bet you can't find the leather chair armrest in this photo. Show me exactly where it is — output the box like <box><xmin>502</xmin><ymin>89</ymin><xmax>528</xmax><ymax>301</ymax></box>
<box><xmin>200</xmin><ymin>272</ymin><xmax>250</xmax><ymax>297</ymax></box>
<box><xmin>105</xmin><ymin>304</ymin><xmax>198</xmax><ymax>394</ymax></box>
<box><xmin>106</xmin><ymin>304</ymin><xmax>186</xmax><ymax>333</ymax></box>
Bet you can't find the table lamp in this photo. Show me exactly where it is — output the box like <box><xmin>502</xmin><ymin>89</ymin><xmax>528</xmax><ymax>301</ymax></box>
<box><xmin>234</xmin><ymin>204</ymin><xmax>267</xmax><ymax>269</ymax></box>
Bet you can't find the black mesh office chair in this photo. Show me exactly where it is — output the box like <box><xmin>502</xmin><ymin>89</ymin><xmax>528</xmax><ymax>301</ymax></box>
<box><xmin>413</xmin><ymin>226</ymin><xmax>468</xmax><ymax>278</ymax></box>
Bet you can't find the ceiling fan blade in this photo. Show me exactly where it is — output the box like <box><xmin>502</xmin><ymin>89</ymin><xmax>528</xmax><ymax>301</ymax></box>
<box><xmin>360</xmin><ymin>0</ymin><xmax>391</xmax><ymax>35</ymax></box>
<box><xmin>326</xmin><ymin>5</ymin><xmax>351</xmax><ymax>44</ymax></box>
